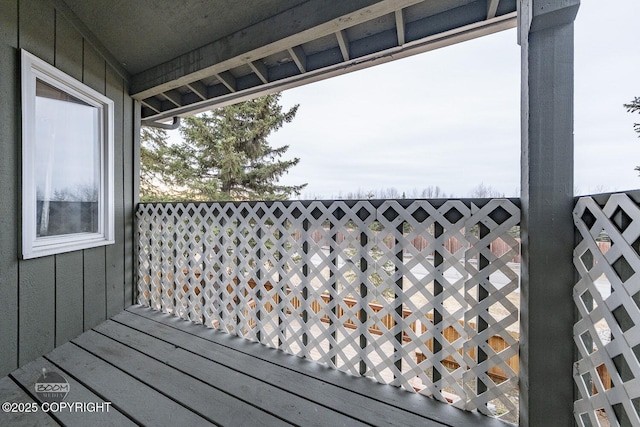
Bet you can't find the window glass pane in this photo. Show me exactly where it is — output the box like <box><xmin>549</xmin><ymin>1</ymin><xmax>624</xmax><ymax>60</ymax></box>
<box><xmin>35</xmin><ymin>79</ymin><xmax>100</xmax><ymax>237</ymax></box>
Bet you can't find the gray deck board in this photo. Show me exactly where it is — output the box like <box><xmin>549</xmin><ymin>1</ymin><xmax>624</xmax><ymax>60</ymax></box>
<box><xmin>10</xmin><ymin>356</ymin><xmax>135</xmax><ymax>427</ymax></box>
<box><xmin>0</xmin><ymin>306</ymin><xmax>515</xmax><ymax>426</ymax></box>
<box><xmin>47</xmin><ymin>342</ymin><xmax>211</xmax><ymax>426</ymax></box>
<box><xmin>108</xmin><ymin>311</ymin><xmax>445</xmax><ymax>427</ymax></box>
<box><xmin>88</xmin><ymin>321</ymin><xmax>358</xmax><ymax>427</ymax></box>
<box><xmin>73</xmin><ymin>330</ymin><xmax>289</xmax><ymax>427</ymax></box>
<box><xmin>128</xmin><ymin>306</ymin><xmax>511</xmax><ymax>427</ymax></box>
<box><xmin>0</xmin><ymin>376</ymin><xmax>57</xmax><ymax>426</ymax></box>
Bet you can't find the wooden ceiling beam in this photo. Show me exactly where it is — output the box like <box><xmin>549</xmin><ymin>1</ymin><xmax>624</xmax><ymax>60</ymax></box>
<box><xmin>140</xmin><ymin>11</ymin><xmax>517</xmax><ymax>121</ymax></box>
<box><xmin>131</xmin><ymin>0</ymin><xmax>425</xmax><ymax>98</ymax></box>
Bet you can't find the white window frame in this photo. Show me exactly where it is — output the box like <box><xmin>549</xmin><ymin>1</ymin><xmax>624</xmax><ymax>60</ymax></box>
<box><xmin>21</xmin><ymin>50</ymin><xmax>115</xmax><ymax>259</ymax></box>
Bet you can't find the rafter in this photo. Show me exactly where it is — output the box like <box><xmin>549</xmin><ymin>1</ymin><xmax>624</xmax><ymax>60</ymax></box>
<box><xmin>141</xmin><ymin>97</ymin><xmax>162</xmax><ymax>114</ymax></box>
<box><xmin>140</xmin><ymin>12</ymin><xmax>517</xmax><ymax>121</ymax></box>
<box><xmin>215</xmin><ymin>71</ymin><xmax>237</xmax><ymax>92</ymax></box>
<box><xmin>288</xmin><ymin>46</ymin><xmax>307</xmax><ymax>73</ymax></box>
<box><xmin>395</xmin><ymin>9</ymin><xmax>406</xmax><ymax>46</ymax></box>
<box><xmin>187</xmin><ymin>81</ymin><xmax>208</xmax><ymax>100</ymax></box>
<box><xmin>131</xmin><ymin>0</ymin><xmax>428</xmax><ymax>98</ymax></box>
<box><xmin>335</xmin><ymin>30</ymin><xmax>350</xmax><ymax>61</ymax></box>
<box><xmin>487</xmin><ymin>0</ymin><xmax>500</xmax><ymax>19</ymax></box>
<box><xmin>248</xmin><ymin>60</ymin><xmax>269</xmax><ymax>84</ymax></box>
<box><xmin>160</xmin><ymin>90</ymin><xmax>182</xmax><ymax>107</ymax></box>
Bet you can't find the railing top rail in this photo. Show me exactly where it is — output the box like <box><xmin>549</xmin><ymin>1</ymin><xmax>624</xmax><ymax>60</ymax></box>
<box><xmin>137</xmin><ymin>197</ymin><xmax>522</xmax><ymax>209</ymax></box>
<box><xmin>575</xmin><ymin>188</ymin><xmax>640</xmax><ymax>203</ymax></box>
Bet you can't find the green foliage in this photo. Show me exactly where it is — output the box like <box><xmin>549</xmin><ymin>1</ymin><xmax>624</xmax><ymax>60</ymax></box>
<box><xmin>626</xmin><ymin>97</ymin><xmax>640</xmax><ymax>176</ymax></box>
<box><xmin>625</xmin><ymin>97</ymin><xmax>640</xmax><ymax>136</ymax></box>
<box><xmin>140</xmin><ymin>94</ymin><xmax>306</xmax><ymax>201</ymax></box>
<box><xmin>140</xmin><ymin>127</ymin><xmax>173</xmax><ymax>202</ymax></box>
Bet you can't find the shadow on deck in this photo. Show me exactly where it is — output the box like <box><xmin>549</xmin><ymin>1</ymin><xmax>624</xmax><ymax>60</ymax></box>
<box><xmin>0</xmin><ymin>306</ymin><xmax>513</xmax><ymax>426</ymax></box>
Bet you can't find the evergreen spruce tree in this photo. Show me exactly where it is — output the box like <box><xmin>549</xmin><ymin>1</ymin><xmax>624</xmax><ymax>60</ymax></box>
<box><xmin>626</xmin><ymin>97</ymin><xmax>640</xmax><ymax>137</ymax></box>
<box><xmin>626</xmin><ymin>97</ymin><xmax>640</xmax><ymax>175</ymax></box>
<box><xmin>141</xmin><ymin>94</ymin><xmax>306</xmax><ymax>201</ymax></box>
<box><xmin>140</xmin><ymin>126</ymin><xmax>173</xmax><ymax>202</ymax></box>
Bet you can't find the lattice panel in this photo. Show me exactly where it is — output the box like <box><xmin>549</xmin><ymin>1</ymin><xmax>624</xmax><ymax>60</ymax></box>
<box><xmin>137</xmin><ymin>199</ymin><xmax>520</xmax><ymax>420</ymax></box>
<box><xmin>574</xmin><ymin>193</ymin><xmax>640</xmax><ymax>427</ymax></box>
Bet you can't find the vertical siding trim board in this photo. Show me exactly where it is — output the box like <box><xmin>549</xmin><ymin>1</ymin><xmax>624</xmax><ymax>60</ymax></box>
<box><xmin>17</xmin><ymin>0</ymin><xmax>57</xmax><ymax>370</ymax></box>
<box><xmin>106</xmin><ymin>65</ymin><xmax>126</xmax><ymax>317</ymax></box>
<box><xmin>0</xmin><ymin>0</ymin><xmax>20</xmax><ymax>376</ymax></box>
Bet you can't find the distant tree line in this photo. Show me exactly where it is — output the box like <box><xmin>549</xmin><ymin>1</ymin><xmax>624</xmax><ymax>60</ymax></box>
<box><xmin>323</xmin><ymin>186</ymin><xmax>451</xmax><ymax>200</ymax></box>
<box><xmin>307</xmin><ymin>183</ymin><xmax>509</xmax><ymax>200</ymax></box>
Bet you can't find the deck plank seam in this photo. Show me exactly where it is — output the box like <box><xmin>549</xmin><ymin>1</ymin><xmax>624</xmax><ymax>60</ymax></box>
<box><xmin>41</xmin><ymin>353</ymin><xmax>147</xmax><ymax>427</ymax></box>
<box><xmin>66</xmin><ymin>339</ymin><xmax>224</xmax><ymax>427</ymax></box>
<box><xmin>15</xmin><ymin>354</ymin><xmax>141</xmax><ymax>426</ymax></box>
<box><xmin>87</xmin><ymin>327</ymin><xmax>301</xmax><ymax>426</ymax></box>
<box><xmin>121</xmin><ymin>307</ymin><xmax>451</xmax><ymax>425</ymax></box>
<box><xmin>47</xmin><ymin>344</ymin><xmax>215</xmax><ymax>427</ymax></box>
<box><xmin>6</xmin><ymin>374</ymin><xmax>62</xmax><ymax>426</ymax></box>
<box><xmin>105</xmin><ymin>316</ymin><xmax>374</xmax><ymax>426</ymax></box>
<box><xmin>125</xmin><ymin>307</ymin><xmax>514</xmax><ymax>427</ymax></box>
<box><xmin>87</xmin><ymin>326</ymin><xmax>298</xmax><ymax>426</ymax></box>
<box><xmin>122</xmin><ymin>307</ymin><xmax>405</xmax><ymax>396</ymax></box>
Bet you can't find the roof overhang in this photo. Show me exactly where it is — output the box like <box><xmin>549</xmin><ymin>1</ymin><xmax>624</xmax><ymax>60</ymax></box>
<box><xmin>60</xmin><ymin>0</ymin><xmax>517</xmax><ymax>124</ymax></box>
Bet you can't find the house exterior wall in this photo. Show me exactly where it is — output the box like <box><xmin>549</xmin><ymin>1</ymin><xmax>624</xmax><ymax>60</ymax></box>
<box><xmin>0</xmin><ymin>0</ymin><xmax>136</xmax><ymax>377</ymax></box>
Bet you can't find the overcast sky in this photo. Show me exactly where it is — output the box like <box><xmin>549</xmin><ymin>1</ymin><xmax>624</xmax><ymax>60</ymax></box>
<box><xmin>265</xmin><ymin>0</ymin><xmax>640</xmax><ymax>199</ymax></box>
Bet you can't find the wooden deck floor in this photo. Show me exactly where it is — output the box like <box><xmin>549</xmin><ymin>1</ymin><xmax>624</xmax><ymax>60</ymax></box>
<box><xmin>0</xmin><ymin>305</ymin><xmax>513</xmax><ymax>427</ymax></box>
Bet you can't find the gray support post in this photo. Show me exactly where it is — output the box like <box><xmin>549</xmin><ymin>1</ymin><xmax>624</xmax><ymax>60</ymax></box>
<box><xmin>518</xmin><ymin>1</ymin><xmax>580</xmax><ymax>426</ymax></box>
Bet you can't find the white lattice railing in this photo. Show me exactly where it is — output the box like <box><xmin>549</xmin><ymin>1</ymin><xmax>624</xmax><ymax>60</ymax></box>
<box><xmin>574</xmin><ymin>192</ymin><xmax>640</xmax><ymax>427</ymax></box>
<box><xmin>137</xmin><ymin>199</ymin><xmax>520</xmax><ymax>421</ymax></box>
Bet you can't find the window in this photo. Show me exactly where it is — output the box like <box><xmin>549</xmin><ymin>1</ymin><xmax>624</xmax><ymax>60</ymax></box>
<box><xmin>21</xmin><ymin>50</ymin><xmax>114</xmax><ymax>259</ymax></box>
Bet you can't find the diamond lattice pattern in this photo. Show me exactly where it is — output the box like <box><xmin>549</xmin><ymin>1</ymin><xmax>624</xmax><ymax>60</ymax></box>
<box><xmin>137</xmin><ymin>199</ymin><xmax>520</xmax><ymax>418</ymax></box>
<box><xmin>574</xmin><ymin>193</ymin><xmax>640</xmax><ymax>427</ymax></box>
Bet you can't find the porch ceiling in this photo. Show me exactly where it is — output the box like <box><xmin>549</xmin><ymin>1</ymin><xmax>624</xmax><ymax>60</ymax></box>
<box><xmin>61</xmin><ymin>0</ymin><xmax>517</xmax><ymax>123</ymax></box>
